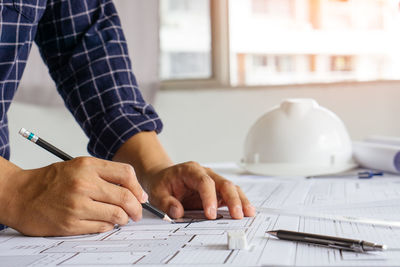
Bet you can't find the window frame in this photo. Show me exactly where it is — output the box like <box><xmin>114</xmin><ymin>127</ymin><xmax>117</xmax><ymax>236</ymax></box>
<box><xmin>160</xmin><ymin>0</ymin><xmax>400</xmax><ymax>90</ymax></box>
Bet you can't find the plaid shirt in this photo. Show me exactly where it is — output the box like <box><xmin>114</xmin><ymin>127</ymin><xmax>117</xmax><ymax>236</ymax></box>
<box><xmin>0</xmin><ymin>0</ymin><xmax>163</xmax><ymax>230</ymax></box>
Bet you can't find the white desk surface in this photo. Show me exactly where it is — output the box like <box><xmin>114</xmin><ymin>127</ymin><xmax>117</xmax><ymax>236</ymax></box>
<box><xmin>1</xmin><ymin>163</ymin><xmax>400</xmax><ymax>267</ymax></box>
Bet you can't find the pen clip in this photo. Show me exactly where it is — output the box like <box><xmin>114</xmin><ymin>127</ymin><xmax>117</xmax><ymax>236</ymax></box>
<box><xmin>358</xmin><ymin>171</ymin><xmax>384</xmax><ymax>179</ymax></box>
<box><xmin>327</xmin><ymin>243</ymin><xmax>364</xmax><ymax>253</ymax></box>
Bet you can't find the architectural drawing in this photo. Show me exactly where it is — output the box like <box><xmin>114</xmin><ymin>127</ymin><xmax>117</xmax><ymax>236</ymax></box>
<box><xmin>1</xmin><ymin>177</ymin><xmax>400</xmax><ymax>266</ymax></box>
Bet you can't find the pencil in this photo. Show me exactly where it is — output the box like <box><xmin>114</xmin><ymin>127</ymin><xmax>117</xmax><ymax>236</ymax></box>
<box><xmin>18</xmin><ymin>128</ymin><xmax>174</xmax><ymax>224</ymax></box>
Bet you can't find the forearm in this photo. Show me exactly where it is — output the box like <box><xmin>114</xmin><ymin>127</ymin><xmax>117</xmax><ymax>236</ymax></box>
<box><xmin>112</xmin><ymin>131</ymin><xmax>173</xmax><ymax>191</ymax></box>
<box><xmin>36</xmin><ymin>0</ymin><xmax>163</xmax><ymax>161</ymax></box>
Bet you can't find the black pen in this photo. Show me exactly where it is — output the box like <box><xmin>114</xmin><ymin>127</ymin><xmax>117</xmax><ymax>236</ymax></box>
<box><xmin>267</xmin><ymin>229</ymin><xmax>386</xmax><ymax>253</ymax></box>
<box><xmin>19</xmin><ymin>128</ymin><xmax>174</xmax><ymax>224</ymax></box>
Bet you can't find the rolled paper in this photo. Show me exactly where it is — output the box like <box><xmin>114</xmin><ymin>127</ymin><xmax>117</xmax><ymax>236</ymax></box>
<box><xmin>364</xmin><ymin>135</ymin><xmax>400</xmax><ymax>147</ymax></box>
<box><xmin>353</xmin><ymin>140</ymin><xmax>400</xmax><ymax>174</ymax></box>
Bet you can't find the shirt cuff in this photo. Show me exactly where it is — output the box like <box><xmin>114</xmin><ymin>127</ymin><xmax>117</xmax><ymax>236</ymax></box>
<box><xmin>87</xmin><ymin>104</ymin><xmax>163</xmax><ymax>160</ymax></box>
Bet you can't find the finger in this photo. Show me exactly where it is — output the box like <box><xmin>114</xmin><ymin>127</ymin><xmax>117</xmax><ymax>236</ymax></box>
<box><xmin>206</xmin><ymin>169</ymin><xmax>243</xmax><ymax>219</ymax></box>
<box><xmin>236</xmin><ymin>186</ymin><xmax>256</xmax><ymax>217</ymax></box>
<box><xmin>182</xmin><ymin>164</ymin><xmax>218</xmax><ymax>219</ymax></box>
<box><xmin>80</xmin><ymin>200</ymin><xmax>130</xmax><ymax>225</ymax></box>
<box><xmin>71</xmin><ymin>220</ymin><xmax>115</xmax><ymax>236</ymax></box>
<box><xmin>151</xmin><ymin>193</ymin><xmax>185</xmax><ymax>219</ymax></box>
<box><xmin>74</xmin><ymin>157</ymin><xmax>148</xmax><ymax>203</ymax></box>
<box><xmin>89</xmin><ymin>178</ymin><xmax>142</xmax><ymax>221</ymax></box>
<box><xmin>217</xmin><ymin>180</ymin><xmax>244</xmax><ymax>219</ymax></box>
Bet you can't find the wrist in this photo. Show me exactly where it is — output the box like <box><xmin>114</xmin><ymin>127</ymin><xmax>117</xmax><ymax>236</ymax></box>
<box><xmin>139</xmin><ymin>161</ymin><xmax>173</xmax><ymax>192</ymax></box>
<box><xmin>113</xmin><ymin>131</ymin><xmax>173</xmax><ymax>188</ymax></box>
<box><xmin>0</xmin><ymin>158</ymin><xmax>23</xmax><ymax>227</ymax></box>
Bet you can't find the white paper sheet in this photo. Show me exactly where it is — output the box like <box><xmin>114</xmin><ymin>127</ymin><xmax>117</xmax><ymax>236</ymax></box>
<box><xmin>2</xmin><ymin>175</ymin><xmax>400</xmax><ymax>266</ymax></box>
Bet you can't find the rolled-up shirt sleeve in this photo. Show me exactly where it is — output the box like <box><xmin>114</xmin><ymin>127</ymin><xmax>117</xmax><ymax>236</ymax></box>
<box><xmin>34</xmin><ymin>0</ymin><xmax>162</xmax><ymax>160</ymax></box>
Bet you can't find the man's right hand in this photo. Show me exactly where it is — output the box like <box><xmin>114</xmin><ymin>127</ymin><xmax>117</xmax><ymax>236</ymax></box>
<box><xmin>0</xmin><ymin>157</ymin><xmax>147</xmax><ymax>236</ymax></box>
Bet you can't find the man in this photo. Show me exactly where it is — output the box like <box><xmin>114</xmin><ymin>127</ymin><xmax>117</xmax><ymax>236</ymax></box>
<box><xmin>0</xmin><ymin>0</ymin><xmax>255</xmax><ymax>236</ymax></box>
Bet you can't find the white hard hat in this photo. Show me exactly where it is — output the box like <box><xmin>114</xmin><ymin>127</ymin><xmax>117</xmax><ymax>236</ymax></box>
<box><xmin>241</xmin><ymin>98</ymin><xmax>357</xmax><ymax>176</ymax></box>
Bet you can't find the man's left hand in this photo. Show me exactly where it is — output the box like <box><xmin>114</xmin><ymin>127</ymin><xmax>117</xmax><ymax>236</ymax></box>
<box><xmin>143</xmin><ymin>161</ymin><xmax>256</xmax><ymax>220</ymax></box>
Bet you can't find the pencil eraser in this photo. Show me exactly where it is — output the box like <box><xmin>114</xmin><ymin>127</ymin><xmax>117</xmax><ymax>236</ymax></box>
<box><xmin>227</xmin><ymin>230</ymin><xmax>248</xmax><ymax>250</ymax></box>
<box><xmin>19</xmin><ymin>128</ymin><xmax>27</xmax><ymax>136</ymax></box>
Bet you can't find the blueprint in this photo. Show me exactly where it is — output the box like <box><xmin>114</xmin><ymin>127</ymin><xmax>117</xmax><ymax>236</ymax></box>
<box><xmin>1</xmin><ymin>174</ymin><xmax>400</xmax><ymax>266</ymax></box>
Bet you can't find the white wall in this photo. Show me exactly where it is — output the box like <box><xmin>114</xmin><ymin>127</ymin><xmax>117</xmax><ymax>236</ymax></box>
<box><xmin>155</xmin><ymin>82</ymin><xmax>400</xmax><ymax>164</ymax></box>
<box><xmin>113</xmin><ymin>0</ymin><xmax>160</xmax><ymax>104</ymax></box>
<box><xmin>9</xmin><ymin>81</ymin><xmax>400</xmax><ymax>169</ymax></box>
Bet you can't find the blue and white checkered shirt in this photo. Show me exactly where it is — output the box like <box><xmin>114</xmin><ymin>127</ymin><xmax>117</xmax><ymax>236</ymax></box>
<box><xmin>0</xmin><ymin>0</ymin><xmax>163</xmax><ymax>231</ymax></box>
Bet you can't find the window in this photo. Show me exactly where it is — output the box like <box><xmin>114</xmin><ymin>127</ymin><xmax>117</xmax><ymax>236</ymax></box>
<box><xmin>251</xmin><ymin>0</ymin><xmax>270</xmax><ymax>14</ymax></box>
<box><xmin>166</xmin><ymin>52</ymin><xmax>211</xmax><ymax>79</ymax></box>
<box><xmin>276</xmin><ymin>55</ymin><xmax>295</xmax><ymax>73</ymax></box>
<box><xmin>251</xmin><ymin>0</ymin><xmax>293</xmax><ymax>18</ymax></box>
<box><xmin>252</xmin><ymin>55</ymin><xmax>269</xmax><ymax>68</ymax></box>
<box><xmin>160</xmin><ymin>0</ymin><xmax>400</xmax><ymax>87</ymax></box>
<box><xmin>330</xmin><ymin>56</ymin><xmax>353</xmax><ymax>72</ymax></box>
<box><xmin>234</xmin><ymin>54</ymin><xmax>296</xmax><ymax>85</ymax></box>
<box><xmin>160</xmin><ymin>0</ymin><xmax>212</xmax><ymax>80</ymax></box>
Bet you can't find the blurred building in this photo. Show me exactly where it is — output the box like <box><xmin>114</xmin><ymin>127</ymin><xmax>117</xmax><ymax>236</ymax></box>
<box><xmin>160</xmin><ymin>0</ymin><xmax>212</xmax><ymax>80</ymax></box>
<box><xmin>160</xmin><ymin>0</ymin><xmax>400</xmax><ymax>85</ymax></box>
<box><xmin>230</xmin><ymin>0</ymin><xmax>400</xmax><ymax>85</ymax></box>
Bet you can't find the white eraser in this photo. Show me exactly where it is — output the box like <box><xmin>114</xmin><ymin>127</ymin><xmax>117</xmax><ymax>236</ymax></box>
<box><xmin>227</xmin><ymin>230</ymin><xmax>248</xmax><ymax>250</ymax></box>
<box><xmin>19</xmin><ymin>128</ymin><xmax>27</xmax><ymax>136</ymax></box>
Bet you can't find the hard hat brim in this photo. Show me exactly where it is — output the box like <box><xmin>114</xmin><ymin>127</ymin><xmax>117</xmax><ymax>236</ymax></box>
<box><xmin>240</xmin><ymin>162</ymin><xmax>358</xmax><ymax>177</ymax></box>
